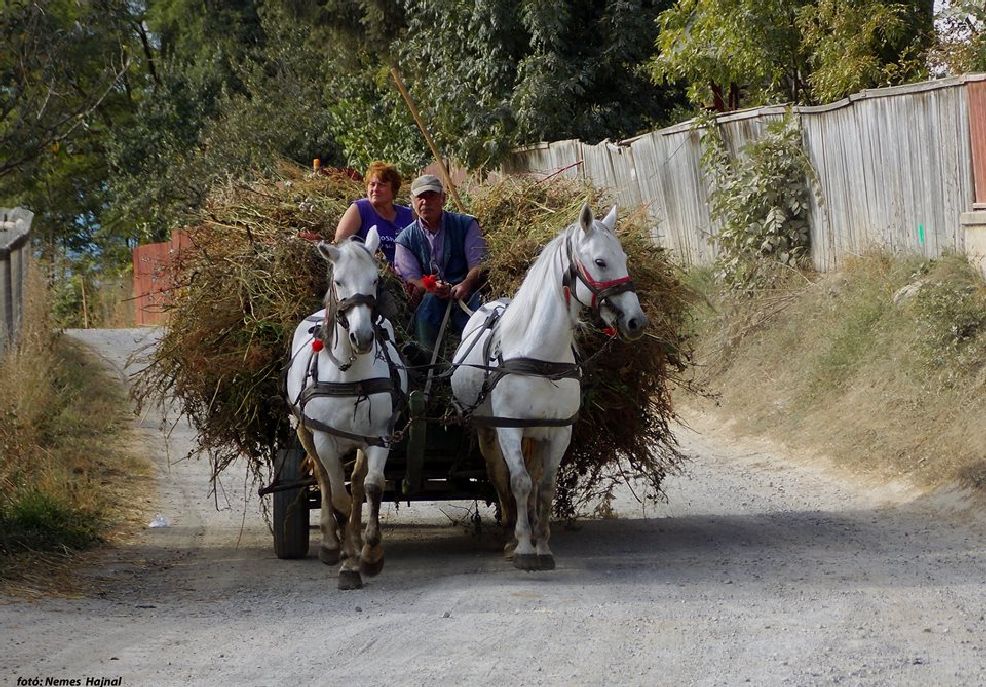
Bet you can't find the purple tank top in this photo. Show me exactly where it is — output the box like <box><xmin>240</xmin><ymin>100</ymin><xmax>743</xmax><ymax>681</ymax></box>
<box><xmin>354</xmin><ymin>198</ymin><xmax>413</xmax><ymax>265</ymax></box>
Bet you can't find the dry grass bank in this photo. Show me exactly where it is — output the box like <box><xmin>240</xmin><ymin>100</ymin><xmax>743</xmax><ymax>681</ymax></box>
<box><xmin>684</xmin><ymin>253</ymin><xmax>986</xmax><ymax>492</ymax></box>
<box><xmin>0</xmin><ymin>266</ymin><xmax>151</xmax><ymax>596</ymax></box>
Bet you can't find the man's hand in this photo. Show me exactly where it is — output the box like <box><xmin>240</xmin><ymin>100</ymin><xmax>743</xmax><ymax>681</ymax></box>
<box><xmin>449</xmin><ymin>282</ymin><xmax>470</xmax><ymax>301</ymax></box>
<box><xmin>420</xmin><ymin>274</ymin><xmax>450</xmax><ymax>298</ymax></box>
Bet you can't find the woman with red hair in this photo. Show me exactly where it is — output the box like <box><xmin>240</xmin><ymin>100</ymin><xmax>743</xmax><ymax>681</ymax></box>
<box><xmin>334</xmin><ymin>161</ymin><xmax>413</xmax><ymax>265</ymax></box>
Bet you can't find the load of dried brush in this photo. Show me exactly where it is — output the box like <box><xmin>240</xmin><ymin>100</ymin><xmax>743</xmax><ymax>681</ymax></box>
<box><xmin>133</xmin><ymin>163</ymin><xmax>694</xmax><ymax>516</ymax></box>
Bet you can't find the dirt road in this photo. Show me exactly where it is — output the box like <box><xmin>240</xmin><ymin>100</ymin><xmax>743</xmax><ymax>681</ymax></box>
<box><xmin>3</xmin><ymin>329</ymin><xmax>985</xmax><ymax>686</ymax></box>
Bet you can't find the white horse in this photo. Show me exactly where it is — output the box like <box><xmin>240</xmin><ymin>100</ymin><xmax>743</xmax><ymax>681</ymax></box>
<box><xmin>285</xmin><ymin>228</ymin><xmax>407</xmax><ymax>590</ymax></box>
<box><xmin>451</xmin><ymin>204</ymin><xmax>647</xmax><ymax>570</ymax></box>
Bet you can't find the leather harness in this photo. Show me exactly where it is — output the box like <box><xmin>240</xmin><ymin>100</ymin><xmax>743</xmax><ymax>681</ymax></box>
<box><xmin>289</xmin><ymin>300</ymin><xmax>405</xmax><ymax>448</ymax></box>
<box><xmin>461</xmin><ymin>234</ymin><xmax>638</xmax><ymax>428</ymax></box>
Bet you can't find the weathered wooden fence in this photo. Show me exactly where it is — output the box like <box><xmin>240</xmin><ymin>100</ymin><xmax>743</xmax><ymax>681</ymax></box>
<box><xmin>503</xmin><ymin>74</ymin><xmax>986</xmax><ymax>271</ymax></box>
<box><xmin>0</xmin><ymin>207</ymin><xmax>34</xmax><ymax>357</ymax></box>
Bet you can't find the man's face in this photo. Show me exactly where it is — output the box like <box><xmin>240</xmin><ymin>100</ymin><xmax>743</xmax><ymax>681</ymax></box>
<box><xmin>412</xmin><ymin>190</ymin><xmax>445</xmax><ymax>228</ymax></box>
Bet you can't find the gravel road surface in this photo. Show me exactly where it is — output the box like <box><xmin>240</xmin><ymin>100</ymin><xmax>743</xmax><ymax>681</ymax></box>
<box><xmin>2</xmin><ymin>328</ymin><xmax>985</xmax><ymax>686</ymax></box>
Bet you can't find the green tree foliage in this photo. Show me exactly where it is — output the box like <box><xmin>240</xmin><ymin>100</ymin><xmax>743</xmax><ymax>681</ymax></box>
<box><xmin>105</xmin><ymin>3</ymin><xmax>343</xmax><ymax>241</ymax></box>
<box><xmin>696</xmin><ymin>110</ymin><xmax>814</xmax><ymax>288</ymax></box>
<box><xmin>650</xmin><ymin>0</ymin><xmax>808</xmax><ymax>107</ymax></box>
<box><xmin>285</xmin><ymin>0</ymin><xmax>684</xmax><ymax>169</ymax></box>
<box><xmin>403</xmin><ymin>0</ymin><xmax>684</xmax><ymax>166</ymax></box>
<box><xmin>798</xmin><ymin>0</ymin><xmax>926</xmax><ymax>103</ymax></box>
<box><xmin>508</xmin><ymin>0</ymin><xmax>683</xmax><ymax>149</ymax></box>
<box><xmin>0</xmin><ymin>0</ymin><xmax>142</xmax><ymax>294</ymax></box>
<box><xmin>930</xmin><ymin>1</ymin><xmax>986</xmax><ymax>74</ymax></box>
<box><xmin>0</xmin><ymin>0</ymin><xmax>134</xmax><ymax>180</ymax></box>
<box><xmin>650</xmin><ymin>0</ymin><xmax>934</xmax><ymax>109</ymax></box>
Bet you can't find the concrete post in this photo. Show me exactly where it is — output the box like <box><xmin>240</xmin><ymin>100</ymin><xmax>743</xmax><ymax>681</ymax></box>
<box><xmin>0</xmin><ymin>208</ymin><xmax>34</xmax><ymax>357</ymax></box>
<box><xmin>961</xmin><ymin>210</ymin><xmax>986</xmax><ymax>280</ymax></box>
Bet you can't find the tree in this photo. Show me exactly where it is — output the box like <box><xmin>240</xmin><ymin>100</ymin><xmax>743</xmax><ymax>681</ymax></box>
<box><xmin>799</xmin><ymin>0</ymin><xmax>931</xmax><ymax>103</ymax></box>
<box><xmin>650</xmin><ymin>0</ymin><xmax>935</xmax><ymax>109</ymax></box>
<box><xmin>0</xmin><ymin>0</ymin><xmax>146</xmax><ymax>282</ymax></box>
<box><xmin>0</xmin><ymin>0</ymin><xmax>134</xmax><ymax>180</ymax></box>
<box><xmin>649</xmin><ymin>0</ymin><xmax>809</xmax><ymax>109</ymax></box>
<box><xmin>929</xmin><ymin>0</ymin><xmax>986</xmax><ymax>75</ymax></box>
<box><xmin>104</xmin><ymin>2</ymin><xmax>346</xmax><ymax>241</ymax></box>
<box><xmin>286</xmin><ymin>0</ymin><xmax>685</xmax><ymax>169</ymax></box>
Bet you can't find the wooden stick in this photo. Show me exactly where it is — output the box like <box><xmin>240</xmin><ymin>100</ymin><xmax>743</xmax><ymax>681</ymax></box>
<box><xmin>389</xmin><ymin>66</ymin><xmax>467</xmax><ymax>214</ymax></box>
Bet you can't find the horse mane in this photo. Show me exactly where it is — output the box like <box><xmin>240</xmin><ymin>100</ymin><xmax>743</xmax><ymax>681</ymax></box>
<box><xmin>497</xmin><ymin>223</ymin><xmax>578</xmax><ymax>346</ymax></box>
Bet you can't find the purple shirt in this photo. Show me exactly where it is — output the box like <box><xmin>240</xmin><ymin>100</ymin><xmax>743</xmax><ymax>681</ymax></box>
<box><xmin>353</xmin><ymin>198</ymin><xmax>413</xmax><ymax>265</ymax></box>
<box><xmin>394</xmin><ymin>216</ymin><xmax>487</xmax><ymax>282</ymax></box>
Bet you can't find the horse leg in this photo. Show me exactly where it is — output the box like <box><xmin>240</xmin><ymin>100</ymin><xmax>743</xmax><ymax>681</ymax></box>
<box><xmin>523</xmin><ymin>438</ymin><xmax>540</xmax><ymax>547</ymax></box>
<box><xmin>532</xmin><ymin>428</ymin><xmax>571</xmax><ymax>571</ymax></box>
<box><xmin>359</xmin><ymin>444</ymin><xmax>388</xmax><ymax>578</ymax></box>
<box><xmin>312</xmin><ymin>434</ymin><xmax>361</xmax><ymax>590</ymax></box>
<box><xmin>478</xmin><ymin>427</ymin><xmax>516</xmax><ymax>558</ymax></box>
<box><xmin>495</xmin><ymin>428</ymin><xmax>537</xmax><ymax>570</ymax></box>
<box><xmin>297</xmin><ymin>426</ymin><xmax>338</xmax><ymax>564</ymax></box>
<box><xmin>339</xmin><ymin>448</ymin><xmax>366</xmax><ymax>590</ymax></box>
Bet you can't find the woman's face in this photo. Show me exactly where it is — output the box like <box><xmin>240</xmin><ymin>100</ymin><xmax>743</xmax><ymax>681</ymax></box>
<box><xmin>366</xmin><ymin>176</ymin><xmax>394</xmax><ymax>206</ymax></box>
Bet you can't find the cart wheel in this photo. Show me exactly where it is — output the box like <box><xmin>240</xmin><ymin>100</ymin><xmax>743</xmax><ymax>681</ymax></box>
<box><xmin>273</xmin><ymin>444</ymin><xmax>310</xmax><ymax>559</ymax></box>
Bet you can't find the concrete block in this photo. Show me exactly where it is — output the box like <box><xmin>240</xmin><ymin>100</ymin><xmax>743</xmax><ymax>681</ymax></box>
<box><xmin>962</xmin><ymin>211</ymin><xmax>986</xmax><ymax>280</ymax></box>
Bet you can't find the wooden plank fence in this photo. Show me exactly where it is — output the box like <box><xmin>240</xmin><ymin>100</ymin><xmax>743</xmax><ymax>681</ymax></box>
<box><xmin>0</xmin><ymin>207</ymin><xmax>33</xmax><ymax>357</ymax></box>
<box><xmin>503</xmin><ymin>74</ymin><xmax>986</xmax><ymax>272</ymax></box>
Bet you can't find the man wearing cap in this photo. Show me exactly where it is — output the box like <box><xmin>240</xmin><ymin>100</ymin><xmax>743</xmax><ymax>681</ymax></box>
<box><xmin>394</xmin><ymin>174</ymin><xmax>487</xmax><ymax>353</ymax></box>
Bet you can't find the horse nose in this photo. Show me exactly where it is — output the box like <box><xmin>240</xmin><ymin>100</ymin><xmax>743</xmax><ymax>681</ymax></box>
<box><xmin>350</xmin><ymin>330</ymin><xmax>372</xmax><ymax>352</ymax></box>
<box><xmin>625</xmin><ymin>313</ymin><xmax>649</xmax><ymax>338</ymax></box>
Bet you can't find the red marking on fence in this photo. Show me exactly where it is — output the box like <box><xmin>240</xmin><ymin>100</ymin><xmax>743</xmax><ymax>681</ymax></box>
<box><xmin>969</xmin><ymin>80</ymin><xmax>986</xmax><ymax>206</ymax></box>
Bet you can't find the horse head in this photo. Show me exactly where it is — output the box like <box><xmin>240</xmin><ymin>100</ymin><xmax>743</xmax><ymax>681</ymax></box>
<box><xmin>571</xmin><ymin>203</ymin><xmax>648</xmax><ymax>340</ymax></box>
<box><xmin>316</xmin><ymin>226</ymin><xmax>380</xmax><ymax>354</ymax></box>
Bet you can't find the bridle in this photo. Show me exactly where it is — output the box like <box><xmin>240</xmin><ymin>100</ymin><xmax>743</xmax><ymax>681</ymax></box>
<box><xmin>320</xmin><ymin>281</ymin><xmax>377</xmax><ymax>372</ymax></box>
<box><xmin>560</xmin><ymin>233</ymin><xmax>637</xmax><ymax>314</ymax></box>
<box><xmin>332</xmin><ymin>292</ymin><xmax>377</xmax><ymax>331</ymax></box>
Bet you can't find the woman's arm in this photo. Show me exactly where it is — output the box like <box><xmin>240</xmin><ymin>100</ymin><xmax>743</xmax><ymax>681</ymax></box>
<box><xmin>334</xmin><ymin>203</ymin><xmax>362</xmax><ymax>242</ymax></box>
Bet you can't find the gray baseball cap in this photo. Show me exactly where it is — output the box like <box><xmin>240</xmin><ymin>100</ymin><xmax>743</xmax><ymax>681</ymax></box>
<box><xmin>410</xmin><ymin>174</ymin><xmax>444</xmax><ymax>197</ymax></box>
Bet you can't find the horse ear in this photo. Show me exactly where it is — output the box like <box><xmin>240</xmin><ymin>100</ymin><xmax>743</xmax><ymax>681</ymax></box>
<box><xmin>601</xmin><ymin>204</ymin><xmax>618</xmax><ymax>233</ymax></box>
<box><xmin>363</xmin><ymin>225</ymin><xmax>380</xmax><ymax>255</ymax></box>
<box><xmin>578</xmin><ymin>202</ymin><xmax>595</xmax><ymax>238</ymax></box>
<box><xmin>317</xmin><ymin>241</ymin><xmax>340</xmax><ymax>263</ymax></box>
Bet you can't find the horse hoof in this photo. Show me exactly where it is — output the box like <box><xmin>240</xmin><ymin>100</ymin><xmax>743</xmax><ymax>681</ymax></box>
<box><xmin>537</xmin><ymin>554</ymin><xmax>555</xmax><ymax>570</ymax></box>
<box><xmin>504</xmin><ymin>540</ymin><xmax>518</xmax><ymax>561</ymax></box>
<box><xmin>337</xmin><ymin>569</ymin><xmax>363</xmax><ymax>590</ymax></box>
<box><xmin>360</xmin><ymin>556</ymin><xmax>385</xmax><ymax>578</ymax></box>
<box><xmin>319</xmin><ymin>546</ymin><xmax>340</xmax><ymax>565</ymax></box>
<box><xmin>513</xmin><ymin>553</ymin><xmax>540</xmax><ymax>571</ymax></box>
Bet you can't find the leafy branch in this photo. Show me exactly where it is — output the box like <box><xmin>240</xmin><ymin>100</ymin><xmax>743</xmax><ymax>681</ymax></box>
<box><xmin>696</xmin><ymin>109</ymin><xmax>817</xmax><ymax>289</ymax></box>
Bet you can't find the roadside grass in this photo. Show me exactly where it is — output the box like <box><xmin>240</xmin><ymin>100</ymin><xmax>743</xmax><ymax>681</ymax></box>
<box><xmin>0</xmin><ymin>267</ymin><xmax>150</xmax><ymax>595</ymax></box>
<box><xmin>684</xmin><ymin>252</ymin><xmax>986</xmax><ymax>491</ymax></box>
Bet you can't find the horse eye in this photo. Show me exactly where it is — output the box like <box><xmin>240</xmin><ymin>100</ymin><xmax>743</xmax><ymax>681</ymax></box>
<box><xmin>333</xmin><ymin>280</ymin><xmax>341</xmax><ymax>287</ymax></box>
<box><xmin>594</xmin><ymin>259</ymin><xmax>607</xmax><ymax>268</ymax></box>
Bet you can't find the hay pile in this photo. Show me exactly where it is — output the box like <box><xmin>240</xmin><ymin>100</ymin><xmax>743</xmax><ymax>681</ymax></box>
<box><xmin>133</xmin><ymin>163</ymin><xmax>694</xmax><ymax>515</ymax></box>
<box><xmin>132</xmin><ymin>164</ymin><xmax>367</xmax><ymax>482</ymax></box>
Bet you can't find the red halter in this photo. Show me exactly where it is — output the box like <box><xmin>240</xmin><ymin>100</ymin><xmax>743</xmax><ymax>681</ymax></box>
<box><xmin>561</xmin><ymin>237</ymin><xmax>637</xmax><ymax>312</ymax></box>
